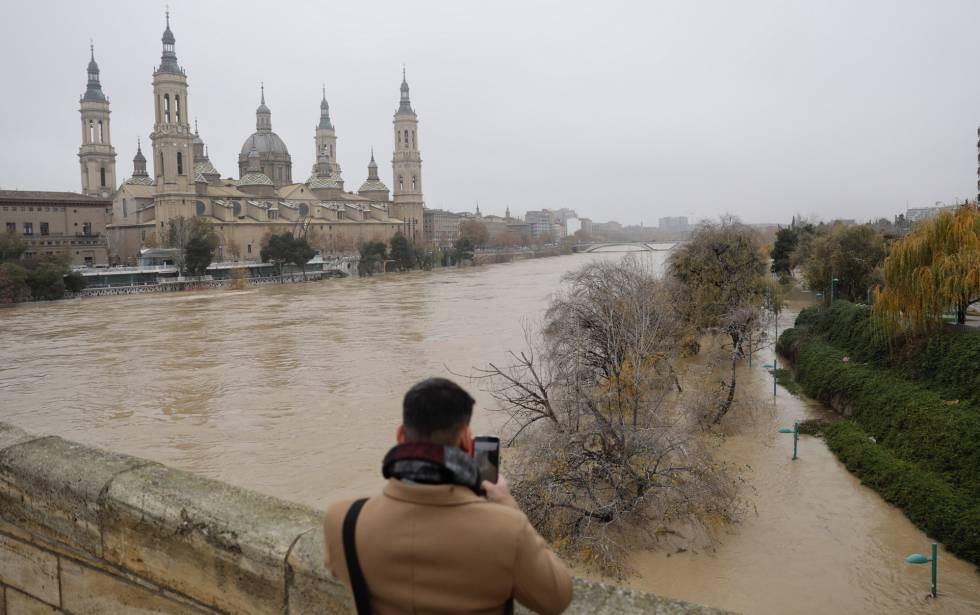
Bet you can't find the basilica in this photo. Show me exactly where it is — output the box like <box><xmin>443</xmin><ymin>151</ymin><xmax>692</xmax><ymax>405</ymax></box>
<box><xmin>84</xmin><ymin>13</ymin><xmax>425</xmax><ymax>264</ymax></box>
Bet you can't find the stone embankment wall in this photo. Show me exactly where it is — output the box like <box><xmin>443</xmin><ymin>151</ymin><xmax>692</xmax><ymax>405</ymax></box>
<box><xmin>472</xmin><ymin>246</ymin><xmax>566</xmax><ymax>266</ymax></box>
<box><xmin>0</xmin><ymin>421</ymin><xmax>731</xmax><ymax>614</ymax></box>
<box><xmin>77</xmin><ymin>272</ymin><xmax>331</xmax><ymax>298</ymax></box>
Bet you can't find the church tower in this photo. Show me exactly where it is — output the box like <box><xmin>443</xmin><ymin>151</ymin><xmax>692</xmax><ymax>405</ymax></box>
<box><xmin>390</xmin><ymin>68</ymin><xmax>424</xmax><ymax>242</ymax></box>
<box><xmin>314</xmin><ymin>86</ymin><xmax>341</xmax><ymax>179</ymax></box>
<box><xmin>150</xmin><ymin>11</ymin><xmax>195</xmax><ymax>222</ymax></box>
<box><xmin>78</xmin><ymin>43</ymin><xmax>116</xmax><ymax>198</ymax></box>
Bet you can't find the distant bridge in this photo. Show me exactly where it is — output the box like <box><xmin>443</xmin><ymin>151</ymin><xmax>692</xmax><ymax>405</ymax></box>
<box><xmin>573</xmin><ymin>241</ymin><xmax>683</xmax><ymax>253</ymax></box>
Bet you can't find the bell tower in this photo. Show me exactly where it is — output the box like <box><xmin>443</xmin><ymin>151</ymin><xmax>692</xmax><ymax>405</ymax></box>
<box><xmin>390</xmin><ymin>67</ymin><xmax>424</xmax><ymax>242</ymax></box>
<box><xmin>314</xmin><ymin>85</ymin><xmax>342</xmax><ymax>179</ymax></box>
<box><xmin>78</xmin><ymin>43</ymin><xmax>116</xmax><ymax>198</ymax></box>
<box><xmin>150</xmin><ymin>10</ymin><xmax>195</xmax><ymax>223</ymax></box>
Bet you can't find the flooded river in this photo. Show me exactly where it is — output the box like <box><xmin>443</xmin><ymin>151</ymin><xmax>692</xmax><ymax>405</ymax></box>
<box><xmin>0</xmin><ymin>251</ymin><xmax>977</xmax><ymax>613</ymax></box>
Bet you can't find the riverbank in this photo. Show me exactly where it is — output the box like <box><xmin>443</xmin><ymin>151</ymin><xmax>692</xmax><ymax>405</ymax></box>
<box><xmin>777</xmin><ymin>302</ymin><xmax>980</xmax><ymax>566</ymax></box>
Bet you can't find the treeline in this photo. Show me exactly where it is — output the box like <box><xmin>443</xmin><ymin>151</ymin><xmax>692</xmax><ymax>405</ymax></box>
<box><xmin>357</xmin><ymin>233</ymin><xmax>478</xmax><ymax>276</ymax></box>
<box><xmin>0</xmin><ymin>232</ymin><xmax>86</xmax><ymax>303</ymax></box>
<box><xmin>777</xmin><ymin>302</ymin><xmax>980</xmax><ymax>565</ymax></box>
<box><xmin>773</xmin><ymin>205</ymin><xmax>980</xmax><ymax>326</ymax></box>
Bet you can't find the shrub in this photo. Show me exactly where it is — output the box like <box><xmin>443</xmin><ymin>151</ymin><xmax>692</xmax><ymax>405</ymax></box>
<box><xmin>825</xmin><ymin>420</ymin><xmax>980</xmax><ymax>565</ymax></box>
<box><xmin>788</xmin><ymin>332</ymin><xmax>980</xmax><ymax>499</ymax></box>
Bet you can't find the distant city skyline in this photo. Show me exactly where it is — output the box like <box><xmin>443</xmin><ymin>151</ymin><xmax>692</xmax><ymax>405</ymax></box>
<box><xmin>0</xmin><ymin>0</ymin><xmax>977</xmax><ymax>226</ymax></box>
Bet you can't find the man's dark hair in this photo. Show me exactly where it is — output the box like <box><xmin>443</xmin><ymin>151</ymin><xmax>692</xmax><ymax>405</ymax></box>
<box><xmin>403</xmin><ymin>378</ymin><xmax>475</xmax><ymax>442</ymax></box>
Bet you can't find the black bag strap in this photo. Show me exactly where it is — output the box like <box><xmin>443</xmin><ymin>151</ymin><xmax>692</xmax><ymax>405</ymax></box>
<box><xmin>342</xmin><ymin>498</ymin><xmax>372</xmax><ymax>615</ymax></box>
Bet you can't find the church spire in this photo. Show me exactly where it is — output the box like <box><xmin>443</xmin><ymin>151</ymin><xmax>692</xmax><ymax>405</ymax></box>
<box><xmin>318</xmin><ymin>84</ymin><xmax>332</xmax><ymax>130</ymax></box>
<box><xmin>157</xmin><ymin>8</ymin><xmax>182</xmax><ymax>75</ymax></box>
<box><xmin>132</xmin><ymin>138</ymin><xmax>148</xmax><ymax>177</ymax></box>
<box><xmin>367</xmin><ymin>148</ymin><xmax>379</xmax><ymax>180</ymax></box>
<box><xmin>256</xmin><ymin>82</ymin><xmax>272</xmax><ymax>131</ymax></box>
<box><xmin>82</xmin><ymin>41</ymin><xmax>106</xmax><ymax>102</ymax></box>
<box><xmin>397</xmin><ymin>65</ymin><xmax>414</xmax><ymax>114</ymax></box>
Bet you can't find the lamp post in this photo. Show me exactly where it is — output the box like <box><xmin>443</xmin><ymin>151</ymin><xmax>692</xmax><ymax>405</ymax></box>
<box><xmin>778</xmin><ymin>421</ymin><xmax>799</xmax><ymax>460</ymax></box>
<box><xmin>906</xmin><ymin>543</ymin><xmax>938</xmax><ymax>598</ymax></box>
<box><xmin>763</xmin><ymin>362</ymin><xmax>777</xmax><ymax>397</ymax></box>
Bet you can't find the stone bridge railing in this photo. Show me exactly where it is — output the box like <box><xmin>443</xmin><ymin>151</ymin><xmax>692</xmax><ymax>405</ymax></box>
<box><xmin>0</xmin><ymin>421</ymin><xmax>733</xmax><ymax>614</ymax></box>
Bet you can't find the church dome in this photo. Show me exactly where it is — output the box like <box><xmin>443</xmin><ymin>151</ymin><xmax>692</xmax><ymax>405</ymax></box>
<box><xmin>240</xmin><ymin>132</ymin><xmax>290</xmax><ymax>157</ymax></box>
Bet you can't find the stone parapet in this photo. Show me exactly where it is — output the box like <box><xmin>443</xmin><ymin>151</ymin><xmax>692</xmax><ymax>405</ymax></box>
<box><xmin>0</xmin><ymin>421</ymin><xmax>733</xmax><ymax>614</ymax></box>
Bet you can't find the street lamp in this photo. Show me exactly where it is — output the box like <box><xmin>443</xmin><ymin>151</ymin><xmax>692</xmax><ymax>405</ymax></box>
<box><xmin>763</xmin><ymin>362</ymin><xmax>777</xmax><ymax>397</ymax></box>
<box><xmin>777</xmin><ymin>421</ymin><xmax>799</xmax><ymax>460</ymax></box>
<box><xmin>906</xmin><ymin>543</ymin><xmax>938</xmax><ymax>598</ymax></box>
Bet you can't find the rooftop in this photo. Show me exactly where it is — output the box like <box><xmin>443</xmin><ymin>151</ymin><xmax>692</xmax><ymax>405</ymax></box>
<box><xmin>0</xmin><ymin>190</ymin><xmax>111</xmax><ymax>204</ymax></box>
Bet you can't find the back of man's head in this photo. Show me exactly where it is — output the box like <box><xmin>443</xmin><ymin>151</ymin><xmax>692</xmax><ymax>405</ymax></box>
<box><xmin>403</xmin><ymin>378</ymin><xmax>475</xmax><ymax>445</ymax></box>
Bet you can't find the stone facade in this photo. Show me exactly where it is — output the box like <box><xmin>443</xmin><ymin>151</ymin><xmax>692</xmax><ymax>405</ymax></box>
<box><xmin>423</xmin><ymin>208</ymin><xmax>463</xmax><ymax>247</ymax></box>
<box><xmin>0</xmin><ymin>191</ymin><xmax>111</xmax><ymax>266</ymax></box>
<box><xmin>0</xmin><ymin>420</ymin><xmax>733</xmax><ymax>614</ymax></box>
<box><xmin>83</xmin><ymin>13</ymin><xmax>429</xmax><ymax>264</ymax></box>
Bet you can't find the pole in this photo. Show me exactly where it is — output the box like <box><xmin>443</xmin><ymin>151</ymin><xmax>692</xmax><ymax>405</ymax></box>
<box><xmin>774</xmin><ymin>307</ymin><xmax>779</xmax><ymax>397</ymax></box>
<box><xmin>931</xmin><ymin>543</ymin><xmax>937</xmax><ymax>598</ymax></box>
<box><xmin>793</xmin><ymin>421</ymin><xmax>799</xmax><ymax>460</ymax></box>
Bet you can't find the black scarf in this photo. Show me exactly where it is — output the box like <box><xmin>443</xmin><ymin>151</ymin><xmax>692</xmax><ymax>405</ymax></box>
<box><xmin>382</xmin><ymin>442</ymin><xmax>480</xmax><ymax>493</ymax></box>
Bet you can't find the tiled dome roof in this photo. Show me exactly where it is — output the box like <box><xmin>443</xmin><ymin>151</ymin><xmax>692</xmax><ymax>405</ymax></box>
<box><xmin>239</xmin><ymin>172</ymin><xmax>274</xmax><ymax>186</ymax></box>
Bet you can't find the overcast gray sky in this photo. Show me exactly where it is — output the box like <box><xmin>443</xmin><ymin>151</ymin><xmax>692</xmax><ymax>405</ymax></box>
<box><xmin>1</xmin><ymin>0</ymin><xmax>977</xmax><ymax>224</ymax></box>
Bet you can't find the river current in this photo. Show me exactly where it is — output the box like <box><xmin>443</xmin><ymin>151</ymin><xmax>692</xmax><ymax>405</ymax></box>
<box><xmin>0</xmin><ymin>250</ymin><xmax>977</xmax><ymax>614</ymax></box>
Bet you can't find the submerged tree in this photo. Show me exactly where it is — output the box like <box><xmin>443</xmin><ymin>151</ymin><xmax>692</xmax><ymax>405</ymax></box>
<box><xmin>388</xmin><ymin>233</ymin><xmax>417</xmax><ymax>271</ymax></box>
<box><xmin>668</xmin><ymin>217</ymin><xmax>771</xmax><ymax>424</ymax></box>
<box><xmin>358</xmin><ymin>240</ymin><xmax>388</xmax><ymax>276</ymax></box>
<box><xmin>472</xmin><ymin>259</ymin><xmax>740</xmax><ymax>576</ymax></box>
<box><xmin>875</xmin><ymin>206</ymin><xmax>980</xmax><ymax>329</ymax></box>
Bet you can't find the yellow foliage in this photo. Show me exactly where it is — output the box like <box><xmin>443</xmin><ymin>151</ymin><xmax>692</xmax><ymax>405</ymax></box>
<box><xmin>875</xmin><ymin>206</ymin><xmax>980</xmax><ymax>331</ymax></box>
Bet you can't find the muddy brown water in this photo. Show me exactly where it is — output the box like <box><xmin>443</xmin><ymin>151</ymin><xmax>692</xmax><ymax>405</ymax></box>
<box><xmin>0</xmin><ymin>250</ymin><xmax>977</xmax><ymax>614</ymax></box>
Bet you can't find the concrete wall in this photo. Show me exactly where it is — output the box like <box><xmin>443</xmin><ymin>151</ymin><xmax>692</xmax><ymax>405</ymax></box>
<box><xmin>0</xmin><ymin>421</ymin><xmax>733</xmax><ymax>615</ymax></box>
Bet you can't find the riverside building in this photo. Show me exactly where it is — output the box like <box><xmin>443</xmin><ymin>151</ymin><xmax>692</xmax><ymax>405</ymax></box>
<box><xmin>74</xmin><ymin>13</ymin><xmax>426</xmax><ymax>264</ymax></box>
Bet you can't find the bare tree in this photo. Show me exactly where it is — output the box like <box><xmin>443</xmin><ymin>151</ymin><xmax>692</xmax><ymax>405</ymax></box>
<box><xmin>470</xmin><ymin>259</ymin><xmax>741</xmax><ymax>577</ymax></box>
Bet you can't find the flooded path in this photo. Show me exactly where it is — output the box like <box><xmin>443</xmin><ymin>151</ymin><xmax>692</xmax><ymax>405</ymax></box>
<box><xmin>0</xmin><ymin>253</ymin><xmax>977</xmax><ymax>613</ymax></box>
<box><xmin>625</xmin><ymin>308</ymin><xmax>980</xmax><ymax>614</ymax></box>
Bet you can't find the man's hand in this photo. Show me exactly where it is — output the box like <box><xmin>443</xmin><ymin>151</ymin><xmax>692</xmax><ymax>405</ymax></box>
<box><xmin>482</xmin><ymin>474</ymin><xmax>519</xmax><ymax>509</ymax></box>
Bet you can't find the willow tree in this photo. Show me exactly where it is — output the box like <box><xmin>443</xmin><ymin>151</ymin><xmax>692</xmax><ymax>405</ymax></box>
<box><xmin>875</xmin><ymin>206</ymin><xmax>980</xmax><ymax>329</ymax></box>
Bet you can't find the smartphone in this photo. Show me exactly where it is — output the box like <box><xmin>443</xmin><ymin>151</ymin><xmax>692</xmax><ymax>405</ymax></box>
<box><xmin>473</xmin><ymin>436</ymin><xmax>500</xmax><ymax>485</ymax></box>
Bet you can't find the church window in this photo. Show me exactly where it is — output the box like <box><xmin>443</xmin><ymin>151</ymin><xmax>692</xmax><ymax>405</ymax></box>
<box><xmin>88</xmin><ymin>120</ymin><xmax>94</xmax><ymax>143</ymax></box>
<box><xmin>100</xmin><ymin>167</ymin><xmax>106</xmax><ymax>187</ymax></box>
<box><xmin>164</xmin><ymin>94</ymin><xmax>171</xmax><ymax>123</ymax></box>
<box><xmin>98</xmin><ymin>121</ymin><xmax>104</xmax><ymax>144</ymax></box>
<box><xmin>399</xmin><ymin>176</ymin><xmax>404</xmax><ymax>191</ymax></box>
<box><xmin>404</xmin><ymin>130</ymin><xmax>409</xmax><ymax>148</ymax></box>
<box><xmin>177</xmin><ymin>152</ymin><xmax>183</xmax><ymax>175</ymax></box>
<box><xmin>175</xmin><ymin>95</ymin><xmax>181</xmax><ymax>123</ymax></box>
<box><xmin>159</xmin><ymin>152</ymin><xmax>165</xmax><ymax>176</ymax></box>
<box><xmin>412</xmin><ymin>176</ymin><xmax>417</xmax><ymax>191</ymax></box>
<box><xmin>412</xmin><ymin>131</ymin><xmax>416</xmax><ymax>148</ymax></box>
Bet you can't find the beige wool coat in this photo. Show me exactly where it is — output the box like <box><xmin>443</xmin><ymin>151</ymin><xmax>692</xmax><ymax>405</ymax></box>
<box><xmin>324</xmin><ymin>479</ymin><xmax>573</xmax><ymax>614</ymax></box>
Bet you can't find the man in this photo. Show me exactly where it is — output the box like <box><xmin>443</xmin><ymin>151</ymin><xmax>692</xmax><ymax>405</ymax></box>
<box><xmin>324</xmin><ymin>377</ymin><xmax>573</xmax><ymax>614</ymax></box>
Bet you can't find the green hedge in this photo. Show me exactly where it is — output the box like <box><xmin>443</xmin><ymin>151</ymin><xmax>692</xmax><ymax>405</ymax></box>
<box><xmin>791</xmin><ymin>302</ymin><xmax>980</xmax><ymax>405</ymax></box>
<box><xmin>780</xmin><ymin>331</ymin><xmax>980</xmax><ymax>500</ymax></box>
<box><xmin>825</xmin><ymin>420</ymin><xmax>980</xmax><ymax>565</ymax></box>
